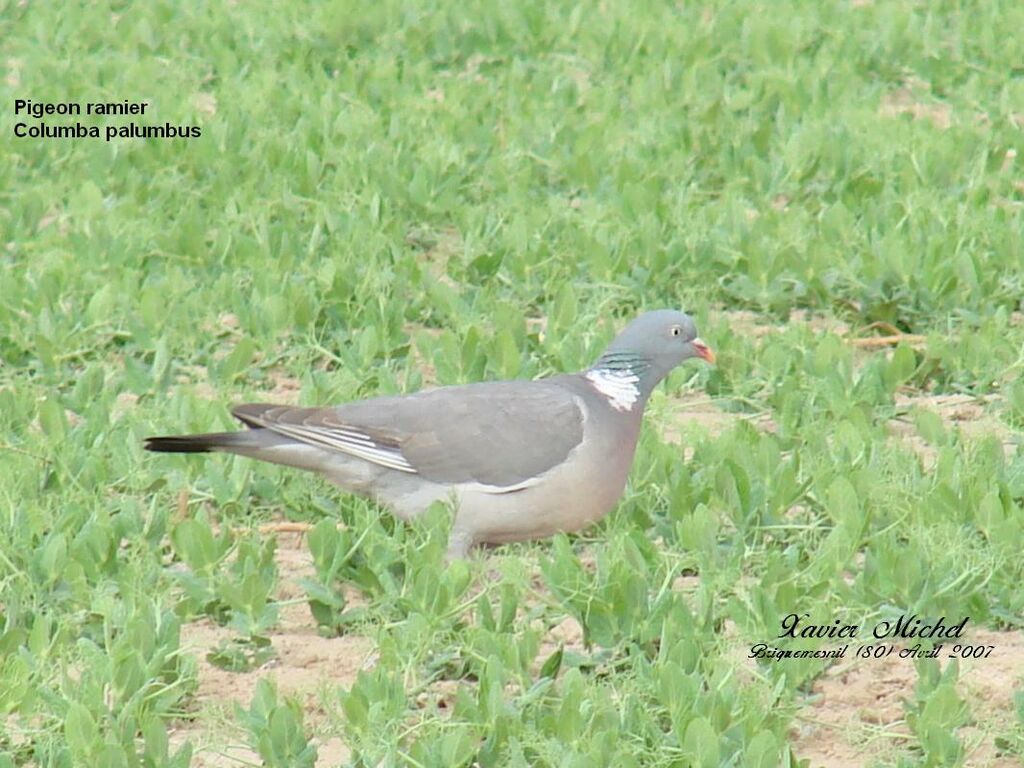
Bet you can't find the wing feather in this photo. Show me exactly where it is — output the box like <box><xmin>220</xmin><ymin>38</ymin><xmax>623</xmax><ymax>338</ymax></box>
<box><xmin>231</xmin><ymin>379</ymin><xmax>584</xmax><ymax>488</ymax></box>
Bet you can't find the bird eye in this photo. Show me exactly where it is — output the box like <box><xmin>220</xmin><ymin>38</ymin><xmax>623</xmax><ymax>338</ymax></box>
<box><xmin>670</xmin><ymin>326</ymin><xmax>682</xmax><ymax>337</ymax></box>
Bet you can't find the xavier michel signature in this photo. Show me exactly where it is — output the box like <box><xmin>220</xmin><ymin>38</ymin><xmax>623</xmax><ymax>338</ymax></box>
<box><xmin>748</xmin><ymin>613</ymin><xmax>994</xmax><ymax>661</ymax></box>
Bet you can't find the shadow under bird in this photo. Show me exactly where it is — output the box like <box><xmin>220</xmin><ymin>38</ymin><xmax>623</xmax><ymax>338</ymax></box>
<box><xmin>145</xmin><ymin>310</ymin><xmax>715</xmax><ymax>558</ymax></box>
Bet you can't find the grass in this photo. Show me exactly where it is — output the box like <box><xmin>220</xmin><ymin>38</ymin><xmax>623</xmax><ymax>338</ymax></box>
<box><xmin>2</xmin><ymin>0</ymin><xmax>1024</xmax><ymax>765</ymax></box>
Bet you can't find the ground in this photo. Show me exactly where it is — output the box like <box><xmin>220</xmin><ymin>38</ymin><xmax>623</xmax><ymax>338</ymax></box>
<box><xmin>4</xmin><ymin>0</ymin><xmax>1024</xmax><ymax>765</ymax></box>
<box><xmin>163</xmin><ymin>311</ymin><xmax>1024</xmax><ymax>766</ymax></box>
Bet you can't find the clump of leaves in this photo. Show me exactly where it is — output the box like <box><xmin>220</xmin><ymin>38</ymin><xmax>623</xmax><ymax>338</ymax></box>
<box><xmin>904</xmin><ymin>657</ymin><xmax>969</xmax><ymax>765</ymax></box>
<box><xmin>237</xmin><ymin>679</ymin><xmax>317</xmax><ymax>768</ymax></box>
<box><xmin>299</xmin><ymin>519</ymin><xmax>373</xmax><ymax>633</ymax></box>
<box><xmin>301</xmin><ymin>503</ymin><xmax>471</xmax><ymax>633</ymax></box>
<box><xmin>540</xmin><ymin>532</ymin><xmax>676</xmax><ymax>650</ymax></box>
<box><xmin>49</xmin><ymin>603</ymin><xmax>195</xmax><ymax>767</ymax></box>
<box><xmin>169</xmin><ymin>518</ymin><xmax>279</xmax><ymax>633</ymax></box>
<box><xmin>169</xmin><ymin>518</ymin><xmax>279</xmax><ymax>671</ymax></box>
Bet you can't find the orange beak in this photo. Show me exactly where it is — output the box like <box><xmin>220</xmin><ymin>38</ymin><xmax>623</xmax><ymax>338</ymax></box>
<box><xmin>692</xmin><ymin>337</ymin><xmax>716</xmax><ymax>364</ymax></box>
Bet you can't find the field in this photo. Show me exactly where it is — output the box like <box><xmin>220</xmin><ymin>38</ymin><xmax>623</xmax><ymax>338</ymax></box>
<box><xmin>3</xmin><ymin>0</ymin><xmax>1024</xmax><ymax>765</ymax></box>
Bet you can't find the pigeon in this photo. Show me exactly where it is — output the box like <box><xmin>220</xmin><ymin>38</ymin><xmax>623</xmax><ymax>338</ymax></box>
<box><xmin>145</xmin><ymin>310</ymin><xmax>715</xmax><ymax>558</ymax></box>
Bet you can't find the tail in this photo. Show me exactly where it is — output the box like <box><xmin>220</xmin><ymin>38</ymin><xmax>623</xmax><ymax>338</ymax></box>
<box><xmin>143</xmin><ymin>428</ymin><xmax>328</xmax><ymax>474</ymax></box>
<box><xmin>144</xmin><ymin>432</ymin><xmax>251</xmax><ymax>453</ymax></box>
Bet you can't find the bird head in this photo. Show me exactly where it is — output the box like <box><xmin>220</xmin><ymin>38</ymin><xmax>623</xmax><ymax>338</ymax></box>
<box><xmin>591</xmin><ymin>309</ymin><xmax>715</xmax><ymax>397</ymax></box>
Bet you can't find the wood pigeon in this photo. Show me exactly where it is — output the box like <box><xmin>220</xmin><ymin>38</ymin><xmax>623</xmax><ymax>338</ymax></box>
<box><xmin>145</xmin><ymin>310</ymin><xmax>715</xmax><ymax>558</ymax></box>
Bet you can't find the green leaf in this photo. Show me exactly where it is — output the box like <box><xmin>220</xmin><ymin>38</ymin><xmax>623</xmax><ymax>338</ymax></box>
<box><xmin>913</xmin><ymin>407</ymin><xmax>946</xmax><ymax>445</ymax></box>
<box><xmin>64</xmin><ymin>702</ymin><xmax>100</xmax><ymax>758</ymax></box>
<box><xmin>218</xmin><ymin>337</ymin><xmax>256</xmax><ymax>381</ymax></box>
<box><xmin>538</xmin><ymin>646</ymin><xmax>563</xmax><ymax>680</ymax></box>
<box><xmin>743</xmin><ymin>731</ymin><xmax>780</xmax><ymax>768</ymax></box>
<box><xmin>37</xmin><ymin>397</ymin><xmax>68</xmax><ymax>440</ymax></box>
<box><xmin>682</xmin><ymin>716</ymin><xmax>720</xmax><ymax>768</ymax></box>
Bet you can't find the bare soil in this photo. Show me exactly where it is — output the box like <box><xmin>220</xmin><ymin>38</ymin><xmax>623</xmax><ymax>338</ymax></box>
<box><xmin>173</xmin><ymin>309</ymin><xmax>1021</xmax><ymax>765</ymax></box>
<box><xmin>791</xmin><ymin>628</ymin><xmax>1024</xmax><ymax>768</ymax></box>
<box><xmin>172</xmin><ymin>534</ymin><xmax>372</xmax><ymax>767</ymax></box>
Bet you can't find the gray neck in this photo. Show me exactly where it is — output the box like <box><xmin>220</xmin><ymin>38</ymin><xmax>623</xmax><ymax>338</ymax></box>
<box><xmin>588</xmin><ymin>351</ymin><xmax>667</xmax><ymax>399</ymax></box>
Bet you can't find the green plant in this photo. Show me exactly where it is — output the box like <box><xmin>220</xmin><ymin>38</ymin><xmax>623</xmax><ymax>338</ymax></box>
<box><xmin>237</xmin><ymin>679</ymin><xmax>317</xmax><ymax>768</ymax></box>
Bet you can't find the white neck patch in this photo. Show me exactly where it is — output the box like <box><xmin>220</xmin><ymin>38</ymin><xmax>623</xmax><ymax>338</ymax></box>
<box><xmin>585</xmin><ymin>368</ymin><xmax>640</xmax><ymax>412</ymax></box>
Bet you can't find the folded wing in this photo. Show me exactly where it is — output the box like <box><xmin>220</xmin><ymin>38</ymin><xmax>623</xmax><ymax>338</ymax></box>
<box><xmin>232</xmin><ymin>380</ymin><xmax>585</xmax><ymax>490</ymax></box>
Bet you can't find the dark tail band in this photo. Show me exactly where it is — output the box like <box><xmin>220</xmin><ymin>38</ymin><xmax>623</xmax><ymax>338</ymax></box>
<box><xmin>144</xmin><ymin>433</ymin><xmax>237</xmax><ymax>453</ymax></box>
